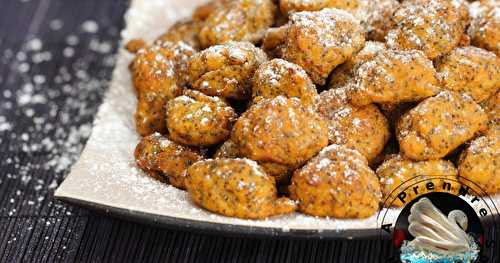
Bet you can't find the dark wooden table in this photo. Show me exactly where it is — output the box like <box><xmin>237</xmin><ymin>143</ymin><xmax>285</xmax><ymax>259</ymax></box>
<box><xmin>0</xmin><ymin>1</ymin><xmax>496</xmax><ymax>262</ymax></box>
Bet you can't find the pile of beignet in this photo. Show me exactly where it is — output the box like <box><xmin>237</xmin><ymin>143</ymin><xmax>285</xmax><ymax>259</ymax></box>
<box><xmin>128</xmin><ymin>0</ymin><xmax>499</xmax><ymax>219</ymax></box>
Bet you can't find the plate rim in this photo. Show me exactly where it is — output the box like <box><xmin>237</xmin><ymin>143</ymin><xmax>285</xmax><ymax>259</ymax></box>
<box><xmin>56</xmin><ymin>195</ymin><xmax>386</xmax><ymax>240</ymax></box>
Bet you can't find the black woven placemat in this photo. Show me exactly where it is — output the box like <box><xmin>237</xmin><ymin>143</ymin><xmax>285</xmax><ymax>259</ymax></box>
<box><xmin>0</xmin><ymin>1</ymin><xmax>496</xmax><ymax>262</ymax></box>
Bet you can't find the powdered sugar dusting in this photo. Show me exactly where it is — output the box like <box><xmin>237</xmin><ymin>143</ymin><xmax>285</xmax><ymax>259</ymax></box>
<box><xmin>54</xmin><ymin>0</ymin><xmax>495</xmax><ymax>234</ymax></box>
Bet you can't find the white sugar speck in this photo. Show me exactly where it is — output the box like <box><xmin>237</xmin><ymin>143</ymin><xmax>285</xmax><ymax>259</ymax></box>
<box><xmin>49</xmin><ymin>19</ymin><xmax>64</xmax><ymax>31</ymax></box>
<box><xmin>81</xmin><ymin>20</ymin><xmax>99</xmax><ymax>33</ymax></box>
<box><xmin>26</xmin><ymin>38</ymin><xmax>42</xmax><ymax>51</ymax></box>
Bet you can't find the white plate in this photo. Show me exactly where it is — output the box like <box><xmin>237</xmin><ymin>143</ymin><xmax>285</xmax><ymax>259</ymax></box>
<box><xmin>55</xmin><ymin>0</ymin><xmax>500</xmax><ymax>239</ymax></box>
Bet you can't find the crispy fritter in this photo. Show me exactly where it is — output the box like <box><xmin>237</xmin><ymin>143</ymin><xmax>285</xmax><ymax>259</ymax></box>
<box><xmin>187</xmin><ymin>41</ymin><xmax>267</xmax><ymax>100</ymax></box>
<box><xmin>436</xmin><ymin>46</ymin><xmax>500</xmax><ymax>103</ymax></box>
<box><xmin>185</xmin><ymin>158</ymin><xmax>297</xmax><ymax>219</ymax></box>
<box><xmin>348</xmin><ymin>49</ymin><xmax>440</xmax><ymax>106</ymax></box>
<box><xmin>353</xmin><ymin>0</ymin><xmax>400</xmax><ymax>42</ymax></box>
<box><xmin>458</xmin><ymin>133</ymin><xmax>500</xmax><ymax>195</ymax></box>
<box><xmin>125</xmin><ymin>39</ymin><xmax>147</xmax><ymax>53</ymax></box>
<box><xmin>214</xmin><ymin>139</ymin><xmax>241</xmax><ymax>159</ymax></box>
<box><xmin>316</xmin><ymin>87</ymin><xmax>390</xmax><ymax>162</ymax></box>
<box><xmin>328</xmin><ymin>41</ymin><xmax>386</xmax><ymax>90</ymax></box>
<box><xmin>199</xmin><ymin>0</ymin><xmax>277</xmax><ymax>48</ymax></box>
<box><xmin>232</xmin><ymin>96</ymin><xmax>329</xmax><ymax>166</ymax></box>
<box><xmin>386</xmin><ymin>0</ymin><xmax>467</xmax><ymax>59</ymax></box>
<box><xmin>214</xmin><ymin>139</ymin><xmax>294</xmax><ymax>184</ymax></box>
<box><xmin>468</xmin><ymin>0</ymin><xmax>500</xmax><ymax>56</ymax></box>
<box><xmin>279</xmin><ymin>0</ymin><xmax>359</xmax><ymax>16</ymax></box>
<box><xmin>156</xmin><ymin>20</ymin><xmax>202</xmax><ymax>50</ymax></box>
<box><xmin>130</xmin><ymin>41</ymin><xmax>196</xmax><ymax>136</ymax></box>
<box><xmin>192</xmin><ymin>0</ymin><xmax>227</xmax><ymax>22</ymax></box>
<box><xmin>379</xmin><ymin>102</ymin><xmax>416</xmax><ymax>130</ymax></box>
<box><xmin>261</xmin><ymin>25</ymin><xmax>287</xmax><ymax>58</ymax></box>
<box><xmin>482</xmin><ymin>91</ymin><xmax>499</xmax><ymax>135</ymax></box>
<box><xmin>377</xmin><ymin>154</ymin><xmax>458</xmax><ymax>207</ymax></box>
<box><xmin>280</xmin><ymin>8</ymin><xmax>365</xmax><ymax>85</ymax></box>
<box><xmin>397</xmin><ymin>91</ymin><xmax>488</xmax><ymax>161</ymax></box>
<box><xmin>134</xmin><ymin>133</ymin><xmax>204</xmax><ymax>189</ymax></box>
<box><xmin>166</xmin><ymin>90</ymin><xmax>237</xmax><ymax>147</ymax></box>
<box><xmin>252</xmin><ymin>58</ymin><xmax>318</xmax><ymax>107</ymax></box>
<box><xmin>290</xmin><ymin>144</ymin><xmax>381</xmax><ymax>218</ymax></box>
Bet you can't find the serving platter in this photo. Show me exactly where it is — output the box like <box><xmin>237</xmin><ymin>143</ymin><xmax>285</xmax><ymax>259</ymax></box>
<box><xmin>55</xmin><ymin>0</ymin><xmax>499</xmax><ymax>239</ymax></box>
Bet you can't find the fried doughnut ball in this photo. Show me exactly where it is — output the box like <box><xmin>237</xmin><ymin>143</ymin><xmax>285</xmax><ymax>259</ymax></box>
<box><xmin>397</xmin><ymin>91</ymin><xmax>489</xmax><ymax>161</ymax></box>
<box><xmin>214</xmin><ymin>140</ymin><xmax>295</xmax><ymax>184</ymax></box>
<box><xmin>377</xmin><ymin>155</ymin><xmax>458</xmax><ymax>207</ymax></box>
<box><xmin>166</xmin><ymin>90</ymin><xmax>237</xmax><ymax>147</ymax></box>
<box><xmin>214</xmin><ymin>139</ymin><xmax>241</xmax><ymax>159</ymax></box>
<box><xmin>252</xmin><ymin>58</ymin><xmax>318</xmax><ymax>107</ymax></box>
<box><xmin>290</xmin><ymin>144</ymin><xmax>381</xmax><ymax>218</ymax></box>
<box><xmin>379</xmin><ymin>102</ymin><xmax>416</xmax><ymax>130</ymax></box>
<box><xmin>468</xmin><ymin>0</ymin><xmax>500</xmax><ymax>56</ymax></box>
<box><xmin>187</xmin><ymin>41</ymin><xmax>267</xmax><ymax>100</ymax></box>
<box><xmin>482</xmin><ymin>91</ymin><xmax>499</xmax><ymax>135</ymax></box>
<box><xmin>199</xmin><ymin>0</ymin><xmax>277</xmax><ymax>48</ymax></box>
<box><xmin>436</xmin><ymin>46</ymin><xmax>500</xmax><ymax>103</ymax></box>
<box><xmin>232</xmin><ymin>96</ymin><xmax>329</xmax><ymax>166</ymax></box>
<box><xmin>130</xmin><ymin>41</ymin><xmax>196</xmax><ymax>136</ymax></box>
<box><xmin>386</xmin><ymin>0</ymin><xmax>467</xmax><ymax>59</ymax></box>
<box><xmin>134</xmin><ymin>133</ymin><xmax>204</xmax><ymax>189</ymax></box>
<box><xmin>156</xmin><ymin>20</ymin><xmax>201</xmax><ymax>50</ymax></box>
<box><xmin>185</xmin><ymin>158</ymin><xmax>297</xmax><ymax>219</ymax></box>
<box><xmin>279</xmin><ymin>0</ymin><xmax>359</xmax><ymax>16</ymax></box>
<box><xmin>328</xmin><ymin>41</ymin><xmax>386</xmax><ymax>90</ymax></box>
<box><xmin>192</xmin><ymin>0</ymin><xmax>227</xmax><ymax>22</ymax></box>
<box><xmin>316</xmin><ymin>88</ymin><xmax>390</xmax><ymax>162</ymax></box>
<box><xmin>261</xmin><ymin>26</ymin><xmax>288</xmax><ymax>59</ymax></box>
<box><xmin>280</xmin><ymin>8</ymin><xmax>365</xmax><ymax>85</ymax></box>
<box><xmin>348</xmin><ymin>49</ymin><xmax>440</xmax><ymax>106</ymax></box>
<box><xmin>353</xmin><ymin>0</ymin><xmax>400</xmax><ymax>42</ymax></box>
<box><xmin>458</xmin><ymin>133</ymin><xmax>500</xmax><ymax>195</ymax></box>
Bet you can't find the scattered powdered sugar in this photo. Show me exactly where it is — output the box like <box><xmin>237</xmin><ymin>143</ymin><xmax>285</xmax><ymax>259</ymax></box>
<box><xmin>51</xmin><ymin>0</ymin><xmax>500</xmax><ymax>234</ymax></box>
<box><xmin>1</xmin><ymin>18</ymin><xmax>119</xmax><ymax>216</ymax></box>
<box><xmin>81</xmin><ymin>20</ymin><xmax>99</xmax><ymax>33</ymax></box>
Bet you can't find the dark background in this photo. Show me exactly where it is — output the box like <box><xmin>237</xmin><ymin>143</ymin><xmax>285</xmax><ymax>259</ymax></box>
<box><xmin>0</xmin><ymin>0</ymin><xmax>495</xmax><ymax>262</ymax></box>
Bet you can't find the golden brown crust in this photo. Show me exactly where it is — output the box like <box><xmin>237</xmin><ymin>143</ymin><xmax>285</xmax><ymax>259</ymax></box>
<box><xmin>261</xmin><ymin>25</ymin><xmax>288</xmax><ymax>58</ymax></box>
<box><xmin>468</xmin><ymin>0</ymin><xmax>500</xmax><ymax>56</ymax></box>
<box><xmin>232</xmin><ymin>96</ymin><xmax>329</xmax><ymax>166</ymax></box>
<box><xmin>279</xmin><ymin>0</ymin><xmax>359</xmax><ymax>16</ymax></box>
<box><xmin>130</xmin><ymin>41</ymin><xmax>196</xmax><ymax>136</ymax></box>
<box><xmin>214</xmin><ymin>140</ymin><xmax>295</xmax><ymax>184</ymax></box>
<box><xmin>458</xmin><ymin>133</ymin><xmax>500</xmax><ymax>195</ymax></box>
<box><xmin>436</xmin><ymin>46</ymin><xmax>500</xmax><ymax>103</ymax></box>
<box><xmin>328</xmin><ymin>41</ymin><xmax>386</xmax><ymax>90</ymax></box>
<box><xmin>397</xmin><ymin>91</ymin><xmax>489</xmax><ymax>161</ymax></box>
<box><xmin>353</xmin><ymin>0</ymin><xmax>399</xmax><ymax>42</ymax></box>
<box><xmin>348</xmin><ymin>49</ymin><xmax>440</xmax><ymax>106</ymax></box>
<box><xmin>156</xmin><ymin>20</ymin><xmax>202</xmax><ymax>50</ymax></box>
<box><xmin>199</xmin><ymin>0</ymin><xmax>277</xmax><ymax>48</ymax></box>
<box><xmin>185</xmin><ymin>158</ymin><xmax>297</xmax><ymax>219</ymax></box>
<box><xmin>377</xmin><ymin>154</ymin><xmax>458</xmax><ymax>207</ymax></box>
<box><xmin>187</xmin><ymin>41</ymin><xmax>268</xmax><ymax>100</ymax></box>
<box><xmin>134</xmin><ymin>133</ymin><xmax>204</xmax><ymax>189</ymax></box>
<box><xmin>192</xmin><ymin>0</ymin><xmax>228</xmax><ymax>22</ymax></box>
<box><xmin>386</xmin><ymin>0</ymin><xmax>467</xmax><ymax>59</ymax></box>
<box><xmin>252</xmin><ymin>58</ymin><xmax>318</xmax><ymax>108</ymax></box>
<box><xmin>290</xmin><ymin>144</ymin><xmax>381</xmax><ymax>218</ymax></box>
<box><xmin>125</xmin><ymin>39</ymin><xmax>147</xmax><ymax>53</ymax></box>
<box><xmin>166</xmin><ymin>90</ymin><xmax>237</xmax><ymax>147</ymax></box>
<box><xmin>280</xmin><ymin>8</ymin><xmax>365</xmax><ymax>85</ymax></box>
<box><xmin>482</xmin><ymin>90</ymin><xmax>499</xmax><ymax>135</ymax></box>
<box><xmin>316</xmin><ymin>87</ymin><xmax>390</xmax><ymax>162</ymax></box>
